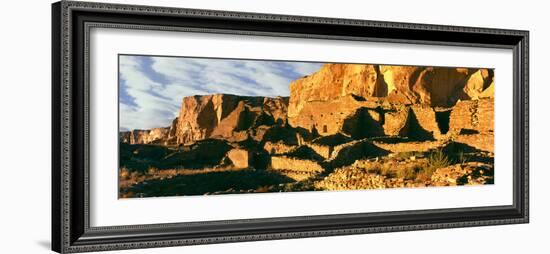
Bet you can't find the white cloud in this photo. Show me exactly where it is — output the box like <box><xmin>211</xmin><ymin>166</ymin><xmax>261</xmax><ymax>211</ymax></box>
<box><xmin>119</xmin><ymin>56</ymin><xmax>179</xmax><ymax>130</ymax></box>
<box><xmin>120</xmin><ymin>55</ymin><xmax>322</xmax><ymax>130</ymax></box>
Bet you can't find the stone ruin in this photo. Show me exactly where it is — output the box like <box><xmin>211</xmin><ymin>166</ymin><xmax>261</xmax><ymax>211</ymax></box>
<box><xmin>120</xmin><ymin>63</ymin><xmax>494</xmax><ymax>180</ymax></box>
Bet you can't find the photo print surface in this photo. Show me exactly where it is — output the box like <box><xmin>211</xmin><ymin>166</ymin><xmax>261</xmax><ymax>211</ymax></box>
<box><xmin>118</xmin><ymin>54</ymin><xmax>495</xmax><ymax>198</ymax></box>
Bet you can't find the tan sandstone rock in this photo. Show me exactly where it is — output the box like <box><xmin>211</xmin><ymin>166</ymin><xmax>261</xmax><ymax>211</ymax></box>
<box><xmin>121</xmin><ymin>127</ymin><xmax>170</xmax><ymax>145</ymax></box>
<box><xmin>227</xmin><ymin>148</ymin><xmax>249</xmax><ymax>169</ymax></box>
<box><xmin>270</xmin><ymin>156</ymin><xmax>324</xmax><ymax>173</ymax></box>
<box><xmin>462</xmin><ymin>69</ymin><xmax>494</xmax><ymax>100</ymax></box>
<box><xmin>288</xmin><ymin>95</ymin><xmax>382</xmax><ymax>137</ymax></box>
<box><xmin>449</xmin><ymin>98</ymin><xmax>494</xmax><ymax>134</ymax></box>
<box><xmin>288</xmin><ymin>64</ymin><xmax>387</xmax><ymax>118</ymax></box>
<box><xmin>175</xmin><ymin>94</ymin><xmax>289</xmax><ymax>144</ymax></box>
<box><xmin>381</xmin><ymin>66</ymin><xmax>472</xmax><ymax>107</ymax></box>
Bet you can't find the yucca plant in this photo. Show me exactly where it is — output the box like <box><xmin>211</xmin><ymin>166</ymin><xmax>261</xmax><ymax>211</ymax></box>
<box><xmin>424</xmin><ymin>149</ymin><xmax>451</xmax><ymax>177</ymax></box>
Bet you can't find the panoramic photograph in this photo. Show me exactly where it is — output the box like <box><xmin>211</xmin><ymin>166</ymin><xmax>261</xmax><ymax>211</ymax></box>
<box><xmin>118</xmin><ymin>55</ymin><xmax>495</xmax><ymax>198</ymax></box>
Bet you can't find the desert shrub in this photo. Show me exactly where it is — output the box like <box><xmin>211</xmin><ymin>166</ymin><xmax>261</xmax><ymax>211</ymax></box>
<box><xmin>428</xmin><ymin>149</ymin><xmax>450</xmax><ymax>170</ymax></box>
<box><xmin>413</xmin><ymin>149</ymin><xmax>451</xmax><ymax>181</ymax></box>
<box><xmin>396</xmin><ymin>166</ymin><xmax>420</xmax><ymax>180</ymax></box>
<box><xmin>379</xmin><ymin>163</ymin><xmax>397</xmax><ymax>178</ymax></box>
<box><xmin>416</xmin><ymin>167</ymin><xmax>434</xmax><ymax>182</ymax></box>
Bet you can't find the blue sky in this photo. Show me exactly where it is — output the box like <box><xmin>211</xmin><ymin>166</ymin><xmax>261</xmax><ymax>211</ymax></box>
<box><xmin>119</xmin><ymin>55</ymin><xmax>323</xmax><ymax>131</ymax></box>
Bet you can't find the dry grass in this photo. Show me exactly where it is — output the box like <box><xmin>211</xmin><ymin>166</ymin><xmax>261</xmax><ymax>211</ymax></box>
<box><xmin>355</xmin><ymin>149</ymin><xmax>451</xmax><ymax>182</ymax></box>
<box><xmin>395</xmin><ymin>166</ymin><xmax>421</xmax><ymax>180</ymax></box>
<box><xmin>415</xmin><ymin>149</ymin><xmax>451</xmax><ymax>181</ymax></box>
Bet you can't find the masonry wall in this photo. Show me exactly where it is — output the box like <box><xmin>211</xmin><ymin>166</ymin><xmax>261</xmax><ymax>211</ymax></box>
<box><xmin>449</xmin><ymin>98</ymin><xmax>494</xmax><ymax>134</ymax></box>
<box><xmin>270</xmin><ymin>156</ymin><xmax>325</xmax><ymax>173</ymax></box>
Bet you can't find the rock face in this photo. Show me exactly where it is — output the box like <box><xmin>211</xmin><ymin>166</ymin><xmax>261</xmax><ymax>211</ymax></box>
<box><xmin>122</xmin><ymin>64</ymin><xmax>494</xmax><ymax>146</ymax></box>
<box><xmin>119</xmin><ymin>62</ymin><xmax>496</xmax><ymax>197</ymax></box>
<box><xmin>286</xmin><ymin>64</ymin><xmax>493</xmax><ymax>141</ymax></box>
<box><xmin>462</xmin><ymin>69</ymin><xmax>494</xmax><ymax>100</ymax></box>
<box><xmin>288</xmin><ymin>64</ymin><xmax>387</xmax><ymax>118</ymax></box>
<box><xmin>175</xmin><ymin>94</ymin><xmax>289</xmax><ymax>144</ymax></box>
<box><xmin>288</xmin><ymin>64</ymin><xmax>493</xmax><ymax>119</ymax></box>
<box><xmin>120</xmin><ymin>63</ymin><xmax>494</xmax><ymax>168</ymax></box>
<box><xmin>176</xmin><ymin>94</ymin><xmax>256</xmax><ymax>144</ymax></box>
<box><xmin>120</xmin><ymin>127</ymin><xmax>170</xmax><ymax>145</ymax></box>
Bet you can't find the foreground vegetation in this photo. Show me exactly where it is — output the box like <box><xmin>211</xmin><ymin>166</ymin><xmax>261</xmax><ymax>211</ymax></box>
<box><xmin>119</xmin><ymin>140</ymin><xmax>494</xmax><ymax>198</ymax></box>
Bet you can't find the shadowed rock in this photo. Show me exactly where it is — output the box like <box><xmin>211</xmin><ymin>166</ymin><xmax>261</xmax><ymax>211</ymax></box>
<box><xmin>175</xmin><ymin>94</ymin><xmax>288</xmax><ymax>144</ymax></box>
<box><xmin>329</xmin><ymin>140</ymin><xmax>389</xmax><ymax>169</ymax></box>
<box><xmin>342</xmin><ymin>107</ymin><xmax>385</xmax><ymax>139</ymax></box>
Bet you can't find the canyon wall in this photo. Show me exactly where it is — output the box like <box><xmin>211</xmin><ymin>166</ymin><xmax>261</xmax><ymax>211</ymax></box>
<box><xmin>287</xmin><ymin>64</ymin><xmax>493</xmax><ymax>139</ymax></box>
<box><xmin>121</xmin><ymin>63</ymin><xmax>494</xmax><ymax>147</ymax></box>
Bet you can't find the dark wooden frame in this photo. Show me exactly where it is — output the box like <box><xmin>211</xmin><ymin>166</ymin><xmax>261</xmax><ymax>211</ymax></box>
<box><xmin>52</xmin><ymin>1</ymin><xmax>529</xmax><ymax>253</ymax></box>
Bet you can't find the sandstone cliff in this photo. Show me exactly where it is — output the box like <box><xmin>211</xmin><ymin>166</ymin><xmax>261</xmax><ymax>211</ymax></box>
<box><xmin>175</xmin><ymin>94</ymin><xmax>289</xmax><ymax>144</ymax></box>
<box><xmin>122</xmin><ymin>94</ymin><xmax>290</xmax><ymax>145</ymax></box>
<box><xmin>120</xmin><ymin>127</ymin><xmax>170</xmax><ymax>145</ymax></box>
<box><xmin>288</xmin><ymin>64</ymin><xmax>494</xmax><ymax>118</ymax></box>
<box><xmin>119</xmin><ymin>63</ymin><xmax>496</xmax><ymax>197</ymax></box>
<box><xmin>121</xmin><ymin>63</ymin><xmax>494</xmax><ymax>147</ymax></box>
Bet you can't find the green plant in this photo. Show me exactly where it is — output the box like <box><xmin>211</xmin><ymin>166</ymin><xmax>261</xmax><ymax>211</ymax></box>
<box><xmin>417</xmin><ymin>149</ymin><xmax>451</xmax><ymax>180</ymax></box>
<box><xmin>428</xmin><ymin>149</ymin><xmax>450</xmax><ymax>170</ymax></box>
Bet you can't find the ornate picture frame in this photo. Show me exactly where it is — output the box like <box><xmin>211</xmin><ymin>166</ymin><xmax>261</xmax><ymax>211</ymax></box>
<box><xmin>52</xmin><ymin>1</ymin><xmax>529</xmax><ymax>253</ymax></box>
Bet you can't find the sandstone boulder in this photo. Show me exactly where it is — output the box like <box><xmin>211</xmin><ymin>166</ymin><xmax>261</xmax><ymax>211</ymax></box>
<box><xmin>227</xmin><ymin>148</ymin><xmax>249</xmax><ymax>169</ymax></box>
